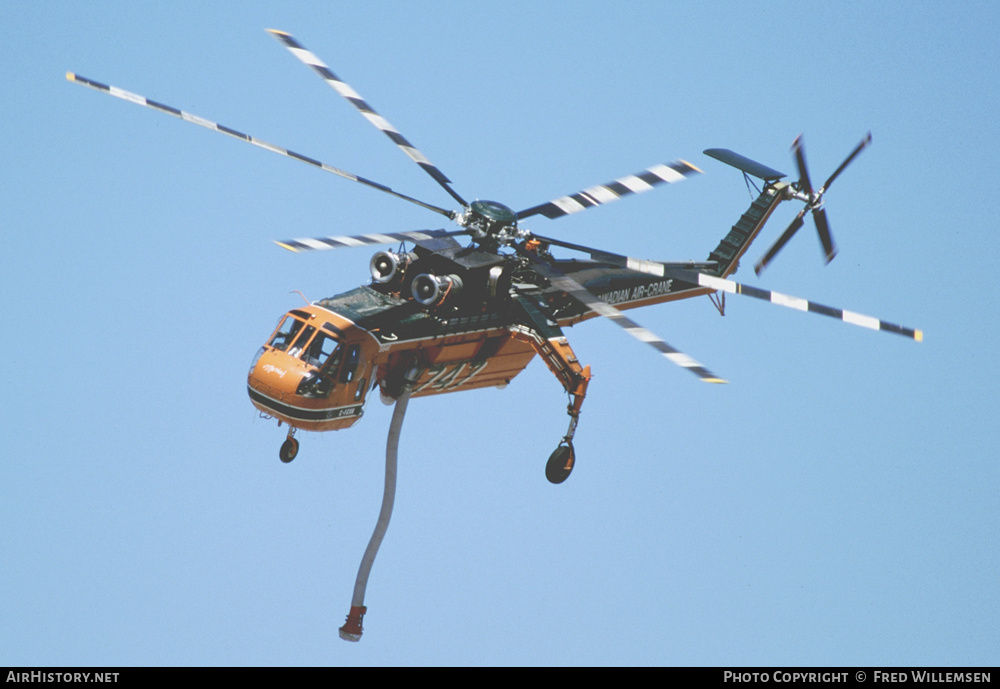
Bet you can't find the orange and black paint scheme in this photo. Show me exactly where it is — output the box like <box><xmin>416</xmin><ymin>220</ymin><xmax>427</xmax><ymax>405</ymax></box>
<box><xmin>66</xmin><ymin>44</ymin><xmax>920</xmax><ymax>487</ymax></box>
<box><xmin>248</xmin><ymin>174</ymin><xmax>791</xmax><ymax>473</ymax></box>
<box><xmin>69</xmin><ymin>28</ymin><xmax>923</xmax><ymax>643</ymax></box>
<box><xmin>240</xmin><ymin>145</ymin><xmax>921</xmax><ymax>481</ymax></box>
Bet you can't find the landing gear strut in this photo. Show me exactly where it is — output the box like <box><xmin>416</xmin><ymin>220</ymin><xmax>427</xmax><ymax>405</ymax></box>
<box><xmin>279</xmin><ymin>428</ymin><xmax>299</xmax><ymax>463</ymax></box>
<box><xmin>508</xmin><ymin>295</ymin><xmax>591</xmax><ymax>485</ymax></box>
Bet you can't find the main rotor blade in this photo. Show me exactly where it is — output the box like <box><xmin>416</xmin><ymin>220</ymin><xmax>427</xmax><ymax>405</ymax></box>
<box><xmin>267</xmin><ymin>29</ymin><xmax>468</xmax><ymax>209</ymax></box>
<box><xmin>534</xmin><ymin>264</ymin><xmax>727</xmax><ymax>383</ymax></box>
<box><xmin>821</xmin><ymin>132</ymin><xmax>872</xmax><ymax>192</ymax></box>
<box><xmin>812</xmin><ymin>206</ymin><xmax>837</xmax><ymax>264</ymax></box>
<box><xmin>275</xmin><ymin>229</ymin><xmax>466</xmax><ymax>253</ymax></box>
<box><xmin>66</xmin><ymin>72</ymin><xmax>455</xmax><ymax>219</ymax></box>
<box><xmin>656</xmin><ymin>268</ymin><xmax>923</xmax><ymax>342</ymax></box>
<box><xmin>754</xmin><ymin>209</ymin><xmax>806</xmax><ymax>275</ymax></box>
<box><xmin>516</xmin><ymin>160</ymin><xmax>701</xmax><ymax>221</ymax></box>
<box><xmin>525</xmin><ymin>239</ymin><xmax>923</xmax><ymax>342</ymax></box>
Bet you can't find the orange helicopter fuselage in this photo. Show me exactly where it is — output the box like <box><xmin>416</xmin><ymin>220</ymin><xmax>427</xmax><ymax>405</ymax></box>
<box><xmin>248</xmin><ymin>179</ymin><xmax>788</xmax><ymax>433</ymax></box>
<box><xmin>246</xmin><ymin>272</ymin><xmax>711</xmax><ymax>433</ymax></box>
<box><xmin>247</xmin><ymin>301</ymin><xmax>541</xmax><ymax>432</ymax></box>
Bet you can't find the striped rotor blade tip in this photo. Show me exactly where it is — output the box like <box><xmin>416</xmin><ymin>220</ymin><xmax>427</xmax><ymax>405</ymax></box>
<box><xmin>274</xmin><ymin>230</ymin><xmax>451</xmax><ymax>253</ymax></box>
<box><xmin>67</xmin><ymin>68</ymin><xmax>454</xmax><ymax>219</ymax></box>
<box><xmin>546</xmin><ymin>273</ymin><xmax>727</xmax><ymax>384</ymax></box>
<box><xmin>611</xmin><ymin>314</ymin><xmax>728</xmax><ymax>384</ymax></box>
<box><xmin>517</xmin><ymin>160</ymin><xmax>701</xmax><ymax>221</ymax></box>
<box><xmin>267</xmin><ymin>29</ymin><xmax>465</xmax><ymax>206</ymax></box>
<box><xmin>678</xmin><ymin>271</ymin><xmax>923</xmax><ymax>342</ymax></box>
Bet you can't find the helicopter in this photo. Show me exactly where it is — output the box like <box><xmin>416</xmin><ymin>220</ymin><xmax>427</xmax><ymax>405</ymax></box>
<box><xmin>67</xmin><ymin>29</ymin><xmax>921</xmax><ymax>487</ymax></box>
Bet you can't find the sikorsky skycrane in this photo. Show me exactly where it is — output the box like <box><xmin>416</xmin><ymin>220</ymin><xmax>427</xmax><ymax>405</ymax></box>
<box><xmin>69</xmin><ymin>29</ymin><xmax>921</xmax><ymax>640</ymax></box>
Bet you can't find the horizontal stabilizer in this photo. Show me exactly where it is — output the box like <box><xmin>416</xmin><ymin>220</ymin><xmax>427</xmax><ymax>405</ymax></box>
<box><xmin>704</xmin><ymin>149</ymin><xmax>786</xmax><ymax>181</ymax></box>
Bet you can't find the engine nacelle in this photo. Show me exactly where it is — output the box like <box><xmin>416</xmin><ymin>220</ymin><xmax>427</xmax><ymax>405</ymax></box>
<box><xmin>369</xmin><ymin>250</ymin><xmax>414</xmax><ymax>285</ymax></box>
<box><xmin>411</xmin><ymin>272</ymin><xmax>464</xmax><ymax>306</ymax></box>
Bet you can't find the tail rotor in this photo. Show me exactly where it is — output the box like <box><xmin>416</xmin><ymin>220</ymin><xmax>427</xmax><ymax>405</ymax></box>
<box><xmin>754</xmin><ymin>133</ymin><xmax>871</xmax><ymax>275</ymax></box>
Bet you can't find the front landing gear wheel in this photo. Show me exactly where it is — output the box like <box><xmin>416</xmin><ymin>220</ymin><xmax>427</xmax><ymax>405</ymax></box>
<box><xmin>279</xmin><ymin>437</ymin><xmax>299</xmax><ymax>463</ymax></box>
<box><xmin>545</xmin><ymin>442</ymin><xmax>575</xmax><ymax>484</ymax></box>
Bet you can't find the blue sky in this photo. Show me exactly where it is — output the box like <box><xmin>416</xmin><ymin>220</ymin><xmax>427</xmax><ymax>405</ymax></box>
<box><xmin>2</xmin><ymin>1</ymin><xmax>997</xmax><ymax>666</ymax></box>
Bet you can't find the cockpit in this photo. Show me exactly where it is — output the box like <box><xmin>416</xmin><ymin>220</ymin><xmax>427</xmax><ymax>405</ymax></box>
<box><xmin>269</xmin><ymin>308</ymin><xmax>362</xmax><ymax>383</ymax></box>
<box><xmin>269</xmin><ymin>311</ymin><xmax>343</xmax><ymax>367</ymax></box>
<box><xmin>249</xmin><ymin>307</ymin><xmax>368</xmax><ymax>419</ymax></box>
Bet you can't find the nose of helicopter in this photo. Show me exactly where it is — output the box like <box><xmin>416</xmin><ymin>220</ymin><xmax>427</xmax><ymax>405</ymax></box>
<box><xmin>247</xmin><ymin>347</ymin><xmax>311</xmax><ymax>404</ymax></box>
<box><xmin>246</xmin><ymin>307</ymin><xmax>372</xmax><ymax>432</ymax></box>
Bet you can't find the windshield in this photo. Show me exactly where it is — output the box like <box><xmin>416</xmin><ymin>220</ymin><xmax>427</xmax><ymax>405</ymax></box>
<box><xmin>269</xmin><ymin>316</ymin><xmax>306</xmax><ymax>352</ymax></box>
<box><xmin>269</xmin><ymin>316</ymin><xmax>346</xmax><ymax>369</ymax></box>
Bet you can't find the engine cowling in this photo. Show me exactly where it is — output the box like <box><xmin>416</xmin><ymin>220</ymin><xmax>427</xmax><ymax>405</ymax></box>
<box><xmin>369</xmin><ymin>250</ymin><xmax>414</xmax><ymax>285</ymax></box>
<box><xmin>411</xmin><ymin>272</ymin><xmax>463</xmax><ymax>306</ymax></box>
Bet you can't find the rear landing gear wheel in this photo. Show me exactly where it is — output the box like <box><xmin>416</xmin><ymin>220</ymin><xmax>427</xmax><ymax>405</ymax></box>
<box><xmin>279</xmin><ymin>437</ymin><xmax>299</xmax><ymax>463</ymax></box>
<box><xmin>545</xmin><ymin>442</ymin><xmax>575</xmax><ymax>484</ymax></box>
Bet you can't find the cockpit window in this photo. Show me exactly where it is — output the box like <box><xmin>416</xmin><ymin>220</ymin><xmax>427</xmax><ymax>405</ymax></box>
<box><xmin>269</xmin><ymin>316</ymin><xmax>306</xmax><ymax>351</ymax></box>
<box><xmin>287</xmin><ymin>325</ymin><xmax>316</xmax><ymax>358</ymax></box>
<box><xmin>268</xmin><ymin>314</ymin><xmax>350</xmax><ymax>374</ymax></box>
<box><xmin>339</xmin><ymin>344</ymin><xmax>361</xmax><ymax>383</ymax></box>
<box><xmin>303</xmin><ymin>331</ymin><xmax>342</xmax><ymax>368</ymax></box>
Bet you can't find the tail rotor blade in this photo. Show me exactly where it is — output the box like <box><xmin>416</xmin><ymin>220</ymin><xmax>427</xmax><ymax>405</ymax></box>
<box><xmin>755</xmin><ymin>209</ymin><xmax>806</xmax><ymax>275</ymax></box>
<box><xmin>822</xmin><ymin>132</ymin><xmax>872</xmax><ymax>192</ymax></box>
<box><xmin>812</xmin><ymin>206</ymin><xmax>837</xmax><ymax>263</ymax></box>
<box><xmin>792</xmin><ymin>135</ymin><xmax>814</xmax><ymax>197</ymax></box>
<box><xmin>757</xmin><ymin>133</ymin><xmax>870</xmax><ymax>272</ymax></box>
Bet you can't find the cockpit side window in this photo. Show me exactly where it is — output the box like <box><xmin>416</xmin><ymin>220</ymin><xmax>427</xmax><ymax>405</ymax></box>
<box><xmin>339</xmin><ymin>344</ymin><xmax>361</xmax><ymax>384</ymax></box>
<box><xmin>269</xmin><ymin>316</ymin><xmax>305</xmax><ymax>352</ymax></box>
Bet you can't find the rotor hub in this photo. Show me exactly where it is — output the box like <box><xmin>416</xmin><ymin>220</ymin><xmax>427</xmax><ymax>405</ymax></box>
<box><xmin>470</xmin><ymin>200</ymin><xmax>516</xmax><ymax>225</ymax></box>
<box><xmin>462</xmin><ymin>200</ymin><xmax>520</xmax><ymax>244</ymax></box>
